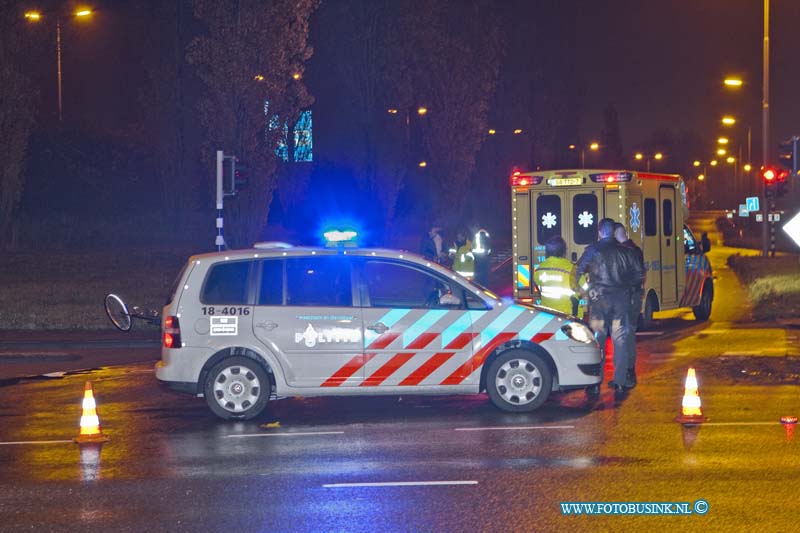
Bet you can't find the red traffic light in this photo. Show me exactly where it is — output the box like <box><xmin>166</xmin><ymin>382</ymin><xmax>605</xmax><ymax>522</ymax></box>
<box><xmin>763</xmin><ymin>169</ymin><xmax>777</xmax><ymax>182</ymax></box>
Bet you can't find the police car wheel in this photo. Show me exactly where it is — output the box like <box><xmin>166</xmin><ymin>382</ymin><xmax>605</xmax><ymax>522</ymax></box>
<box><xmin>204</xmin><ymin>356</ymin><xmax>270</xmax><ymax>420</ymax></box>
<box><xmin>486</xmin><ymin>350</ymin><xmax>552</xmax><ymax>412</ymax></box>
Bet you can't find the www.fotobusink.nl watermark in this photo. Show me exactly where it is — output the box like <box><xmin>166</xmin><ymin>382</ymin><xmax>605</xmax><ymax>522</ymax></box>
<box><xmin>560</xmin><ymin>500</ymin><xmax>709</xmax><ymax>516</ymax></box>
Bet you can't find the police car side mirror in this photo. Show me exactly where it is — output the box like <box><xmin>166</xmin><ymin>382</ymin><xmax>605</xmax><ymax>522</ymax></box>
<box><xmin>439</xmin><ymin>293</ymin><xmax>461</xmax><ymax>307</ymax></box>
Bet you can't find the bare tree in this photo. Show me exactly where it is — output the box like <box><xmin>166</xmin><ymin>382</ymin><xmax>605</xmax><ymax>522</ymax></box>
<box><xmin>410</xmin><ymin>0</ymin><xmax>504</xmax><ymax>216</ymax></box>
<box><xmin>187</xmin><ymin>0</ymin><xmax>318</xmax><ymax>247</ymax></box>
<box><xmin>137</xmin><ymin>0</ymin><xmax>201</xmax><ymax>232</ymax></box>
<box><xmin>0</xmin><ymin>6</ymin><xmax>37</xmax><ymax>250</ymax></box>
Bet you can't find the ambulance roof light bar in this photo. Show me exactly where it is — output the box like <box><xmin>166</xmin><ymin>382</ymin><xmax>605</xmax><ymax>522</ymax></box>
<box><xmin>589</xmin><ymin>172</ymin><xmax>633</xmax><ymax>183</ymax></box>
<box><xmin>510</xmin><ymin>171</ymin><xmax>544</xmax><ymax>187</ymax></box>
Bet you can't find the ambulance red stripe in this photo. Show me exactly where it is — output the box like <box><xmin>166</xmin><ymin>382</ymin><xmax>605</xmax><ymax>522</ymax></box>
<box><xmin>398</xmin><ymin>332</ymin><xmax>478</xmax><ymax>386</ymax></box>
<box><xmin>531</xmin><ymin>332</ymin><xmax>554</xmax><ymax>343</ymax></box>
<box><xmin>440</xmin><ymin>332</ymin><xmax>517</xmax><ymax>385</ymax></box>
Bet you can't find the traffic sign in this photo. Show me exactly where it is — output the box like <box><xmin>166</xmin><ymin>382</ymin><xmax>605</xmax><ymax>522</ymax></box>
<box><xmin>756</xmin><ymin>214</ymin><xmax>763</xmax><ymax>222</ymax></box>
<box><xmin>746</xmin><ymin>196</ymin><xmax>760</xmax><ymax>212</ymax></box>
<box><xmin>783</xmin><ymin>212</ymin><xmax>800</xmax><ymax>248</ymax></box>
<box><xmin>739</xmin><ymin>204</ymin><xmax>749</xmax><ymax>217</ymax></box>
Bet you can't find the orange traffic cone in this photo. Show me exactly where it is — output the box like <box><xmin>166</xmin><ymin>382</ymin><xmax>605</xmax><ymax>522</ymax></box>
<box><xmin>675</xmin><ymin>367</ymin><xmax>706</xmax><ymax>425</ymax></box>
<box><xmin>74</xmin><ymin>381</ymin><xmax>110</xmax><ymax>444</ymax></box>
<box><xmin>781</xmin><ymin>416</ymin><xmax>797</xmax><ymax>443</ymax></box>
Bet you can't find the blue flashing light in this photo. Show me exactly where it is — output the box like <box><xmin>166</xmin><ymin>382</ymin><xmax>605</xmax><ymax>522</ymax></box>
<box><xmin>323</xmin><ymin>229</ymin><xmax>358</xmax><ymax>247</ymax></box>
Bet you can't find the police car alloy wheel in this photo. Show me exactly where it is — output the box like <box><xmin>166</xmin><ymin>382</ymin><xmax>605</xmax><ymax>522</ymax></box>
<box><xmin>486</xmin><ymin>349</ymin><xmax>552</xmax><ymax>412</ymax></box>
<box><xmin>204</xmin><ymin>357</ymin><xmax>271</xmax><ymax>420</ymax></box>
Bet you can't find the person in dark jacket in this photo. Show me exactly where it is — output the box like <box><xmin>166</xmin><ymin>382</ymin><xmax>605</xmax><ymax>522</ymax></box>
<box><xmin>614</xmin><ymin>222</ymin><xmax>646</xmax><ymax>387</ymax></box>
<box><xmin>577</xmin><ymin>218</ymin><xmax>645</xmax><ymax>394</ymax></box>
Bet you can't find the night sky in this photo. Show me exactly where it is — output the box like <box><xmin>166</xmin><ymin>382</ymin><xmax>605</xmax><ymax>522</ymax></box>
<box><xmin>25</xmin><ymin>0</ymin><xmax>800</xmax><ymax>169</ymax></box>
<box><xmin>575</xmin><ymin>0</ymin><xmax>800</xmax><ymax>165</ymax></box>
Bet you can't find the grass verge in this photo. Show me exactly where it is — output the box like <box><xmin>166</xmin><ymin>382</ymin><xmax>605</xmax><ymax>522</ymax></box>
<box><xmin>0</xmin><ymin>248</ymin><xmax>193</xmax><ymax>330</ymax></box>
<box><xmin>727</xmin><ymin>254</ymin><xmax>800</xmax><ymax>321</ymax></box>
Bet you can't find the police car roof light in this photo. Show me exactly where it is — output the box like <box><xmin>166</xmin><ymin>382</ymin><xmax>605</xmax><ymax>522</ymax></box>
<box><xmin>324</xmin><ymin>230</ymin><xmax>358</xmax><ymax>248</ymax></box>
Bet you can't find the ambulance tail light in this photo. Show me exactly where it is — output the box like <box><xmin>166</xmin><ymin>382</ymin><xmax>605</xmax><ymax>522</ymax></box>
<box><xmin>589</xmin><ymin>172</ymin><xmax>633</xmax><ymax>183</ymax></box>
<box><xmin>510</xmin><ymin>172</ymin><xmax>544</xmax><ymax>187</ymax></box>
<box><xmin>163</xmin><ymin>316</ymin><xmax>182</xmax><ymax>349</ymax></box>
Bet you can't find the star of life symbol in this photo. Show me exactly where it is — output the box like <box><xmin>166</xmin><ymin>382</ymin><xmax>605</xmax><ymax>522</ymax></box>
<box><xmin>629</xmin><ymin>203</ymin><xmax>641</xmax><ymax>233</ymax></box>
<box><xmin>577</xmin><ymin>211</ymin><xmax>594</xmax><ymax>228</ymax></box>
<box><xmin>542</xmin><ymin>212</ymin><xmax>558</xmax><ymax>229</ymax></box>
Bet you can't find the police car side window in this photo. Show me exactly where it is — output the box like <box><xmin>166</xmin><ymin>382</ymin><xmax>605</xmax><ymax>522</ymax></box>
<box><xmin>257</xmin><ymin>259</ymin><xmax>283</xmax><ymax>305</ymax></box>
<box><xmin>201</xmin><ymin>260</ymin><xmax>253</xmax><ymax>305</ymax></box>
<box><xmin>363</xmin><ymin>261</ymin><xmax>455</xmax><ymax>309</ymax></box>
<box><xmin>286</xmin><ymin>257</ymin><xmax>352</xmax><ymax>307</ymax></box>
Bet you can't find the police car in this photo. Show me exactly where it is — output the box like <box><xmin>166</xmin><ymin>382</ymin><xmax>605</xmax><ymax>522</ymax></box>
<box><xmin>154</xmin><ymin>237</ymin><xmax>601</xmax><ymax>420</ymax></box>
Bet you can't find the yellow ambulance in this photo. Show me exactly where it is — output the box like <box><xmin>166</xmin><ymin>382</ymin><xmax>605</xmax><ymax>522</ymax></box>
<box><xmin>510</xmin><ymin>169</ymin><xmax>714</xmax><ymax>326</ymax></box>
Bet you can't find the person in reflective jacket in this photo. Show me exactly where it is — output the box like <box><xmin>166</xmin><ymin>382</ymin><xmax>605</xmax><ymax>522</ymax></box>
<box><xmin>533</xmin><ymin>236</ymin><xmax>580</xmax><ymax>315</ymax></box>
<box><xmin>449</xmin><ymin>231</ymin><xmax>475</xmax><ymax>278</ymax></box>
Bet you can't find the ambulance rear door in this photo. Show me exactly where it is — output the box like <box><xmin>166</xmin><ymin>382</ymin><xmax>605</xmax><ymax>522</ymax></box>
<box><xmin>532</xmin><ymin>187</ymin><xmax>601</xmax><ymax>264</ymax></box>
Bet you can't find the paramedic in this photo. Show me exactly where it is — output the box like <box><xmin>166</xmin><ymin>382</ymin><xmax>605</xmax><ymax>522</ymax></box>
<box><xmin>533</xmin><ymin>236</ymin><xmax>579</xmax><ymax>315</ymax></box>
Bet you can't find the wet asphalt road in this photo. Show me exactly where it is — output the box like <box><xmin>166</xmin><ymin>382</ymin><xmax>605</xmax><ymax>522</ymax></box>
<box><xmin>1</xmin><ymin>213</ymin><xmax>799</xmax><ymax>531</ymax></box>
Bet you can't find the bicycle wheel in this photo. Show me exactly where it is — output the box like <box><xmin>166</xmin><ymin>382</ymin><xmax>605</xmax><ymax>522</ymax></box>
<box><xmin>104</xmin><ymin>293</ymin><xmax>132</xmax><ymax>331</ymax></box>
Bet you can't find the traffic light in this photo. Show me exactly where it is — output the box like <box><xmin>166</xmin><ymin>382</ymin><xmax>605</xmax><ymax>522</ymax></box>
<box><xmin>222</xmin><ymin>157</ymin><xmax>248</xmax><ymax>196</ymax></box>
<box><xmin>763</xmin><ymin>167</ymin><xmax>789</xmax><ymax>197</ymax></box>
<box><xmin>778</xmin><ymin>136</ymin><xmax>799</xmax><ymax>175</ymax></box>
<box><xmin>233</xmin><ymin>159</ymin><xmax>248</xmax><ymax>191</ymax></box>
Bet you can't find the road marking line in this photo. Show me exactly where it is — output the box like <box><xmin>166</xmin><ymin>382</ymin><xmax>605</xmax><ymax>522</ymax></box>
<box><xmin>323</xmin><ymin>481</ymin><xmax>478</xmax><ymax>488</ymax></box>
<box><xmin>454</xmin><ymin>425</ymin><xmax>574</xmax><ymax>432</ymax></box>
<box><xmin>0</xmin><ymin>440</ymin><xmax>73</xmax><ymax>446</ymax></box>
<box><xmin>722</xmin><ymin>351</ymin><xmax>785</xmax><ymax>356</ymax></box>
<box><xmin>703</xmin><ymin>422</ymin><xmax>779</xmax><ymax>427</ymax></box>
<box><xmin>224</xmin><ymin>431</ymin><xmax>345</xmax><ymax>438</ymax></box>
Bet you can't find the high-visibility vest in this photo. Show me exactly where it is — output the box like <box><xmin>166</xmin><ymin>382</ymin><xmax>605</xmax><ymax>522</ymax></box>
<box><xmin>450</xmin><ymin>241</ymin><xmax>475</xmax><ymax>277</ymax></box>
<box><xmin>533</xmin><ymin>256</ymin><xmax>579</xmax><ymax>315</ymax></box>
<box><xmin>472</xmin><ymin>229</ymin><xmax>491</xmax><ymax>256</ymax></box>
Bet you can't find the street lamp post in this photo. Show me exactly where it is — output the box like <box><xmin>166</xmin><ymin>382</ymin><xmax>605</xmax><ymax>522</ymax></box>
<box><xmin>762</xmin><ymin>0</ymin><xmax>771</xmax><ymax>257</ymax></box>
<box><xmin>634</xmin><ymin>152</ymin><xmax>663</xmax><ymax>172</ymax></box>
<box><xmin>25</xmin><ymin>8</ymin><xmax>93</xmax><ymax>122</ymax></box>
<box><xmin>569</xmin><ymin>142</ymin><xmax>599</xmax><ymax>168</ymax></box>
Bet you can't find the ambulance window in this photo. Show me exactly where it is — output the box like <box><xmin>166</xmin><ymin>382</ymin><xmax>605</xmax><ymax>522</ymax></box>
<box><xmin>286</xmin><ymin>257</ymin><xmax>353</xmax><ymax>307</ymax></box>
<box><xmin>572</xmin><ymin>193</ymin><xmax>598</xmax><ymax>244</ymax></box>
<box><xmin>201</xmin><ymin>260</ymin><xmax>253</xmax><ymax>305</ymax></box>
<box><xmin>536</xmin><ymin>195</ymin><xmax>562</xmax><ymax>245</ymax></box>
<box><xmin>362</xmin><ymin>261</ymin><xmax>456</xmax><ymax>309</ymax></box>
<box><xmin>644</xmin><ymin>198</ymin><xmax>657</xmax><ymax>236</ymax></box>
<box><xmin>257</xmin><ymin>259</ymin><xmax>283</xmax><ymax>305</ymax></box>
<box><xmin>663</xmin><ymin>199</ymin><xmax>673</xmax><ymax>236</ymax></box>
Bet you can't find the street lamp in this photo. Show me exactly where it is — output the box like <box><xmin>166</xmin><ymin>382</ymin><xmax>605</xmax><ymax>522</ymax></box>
<box><xmin>570</xmin><ymin>142</ymin><xmax>599</xmax><ymax>168</ymax></box>
<box><xmin>24</xmin><ymin>7</ymin><xmax>94</xmax><ymax>122</ymax></box>
<box><xmin>634</xmin><ymin>152</ymin><xmax>663</xmax><ymax>171</ymax></box>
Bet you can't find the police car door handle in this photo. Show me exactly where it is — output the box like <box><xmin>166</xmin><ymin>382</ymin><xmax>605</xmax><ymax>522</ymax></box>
<box><xmin>366</xmin><ymin>322</ymin><xmax>389</xmax><ymax>334</ymax></box>
<box><xmin>256</xmin><ymin>321</ymin><xmax>279</xmax><ymax>331</ymax></box>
